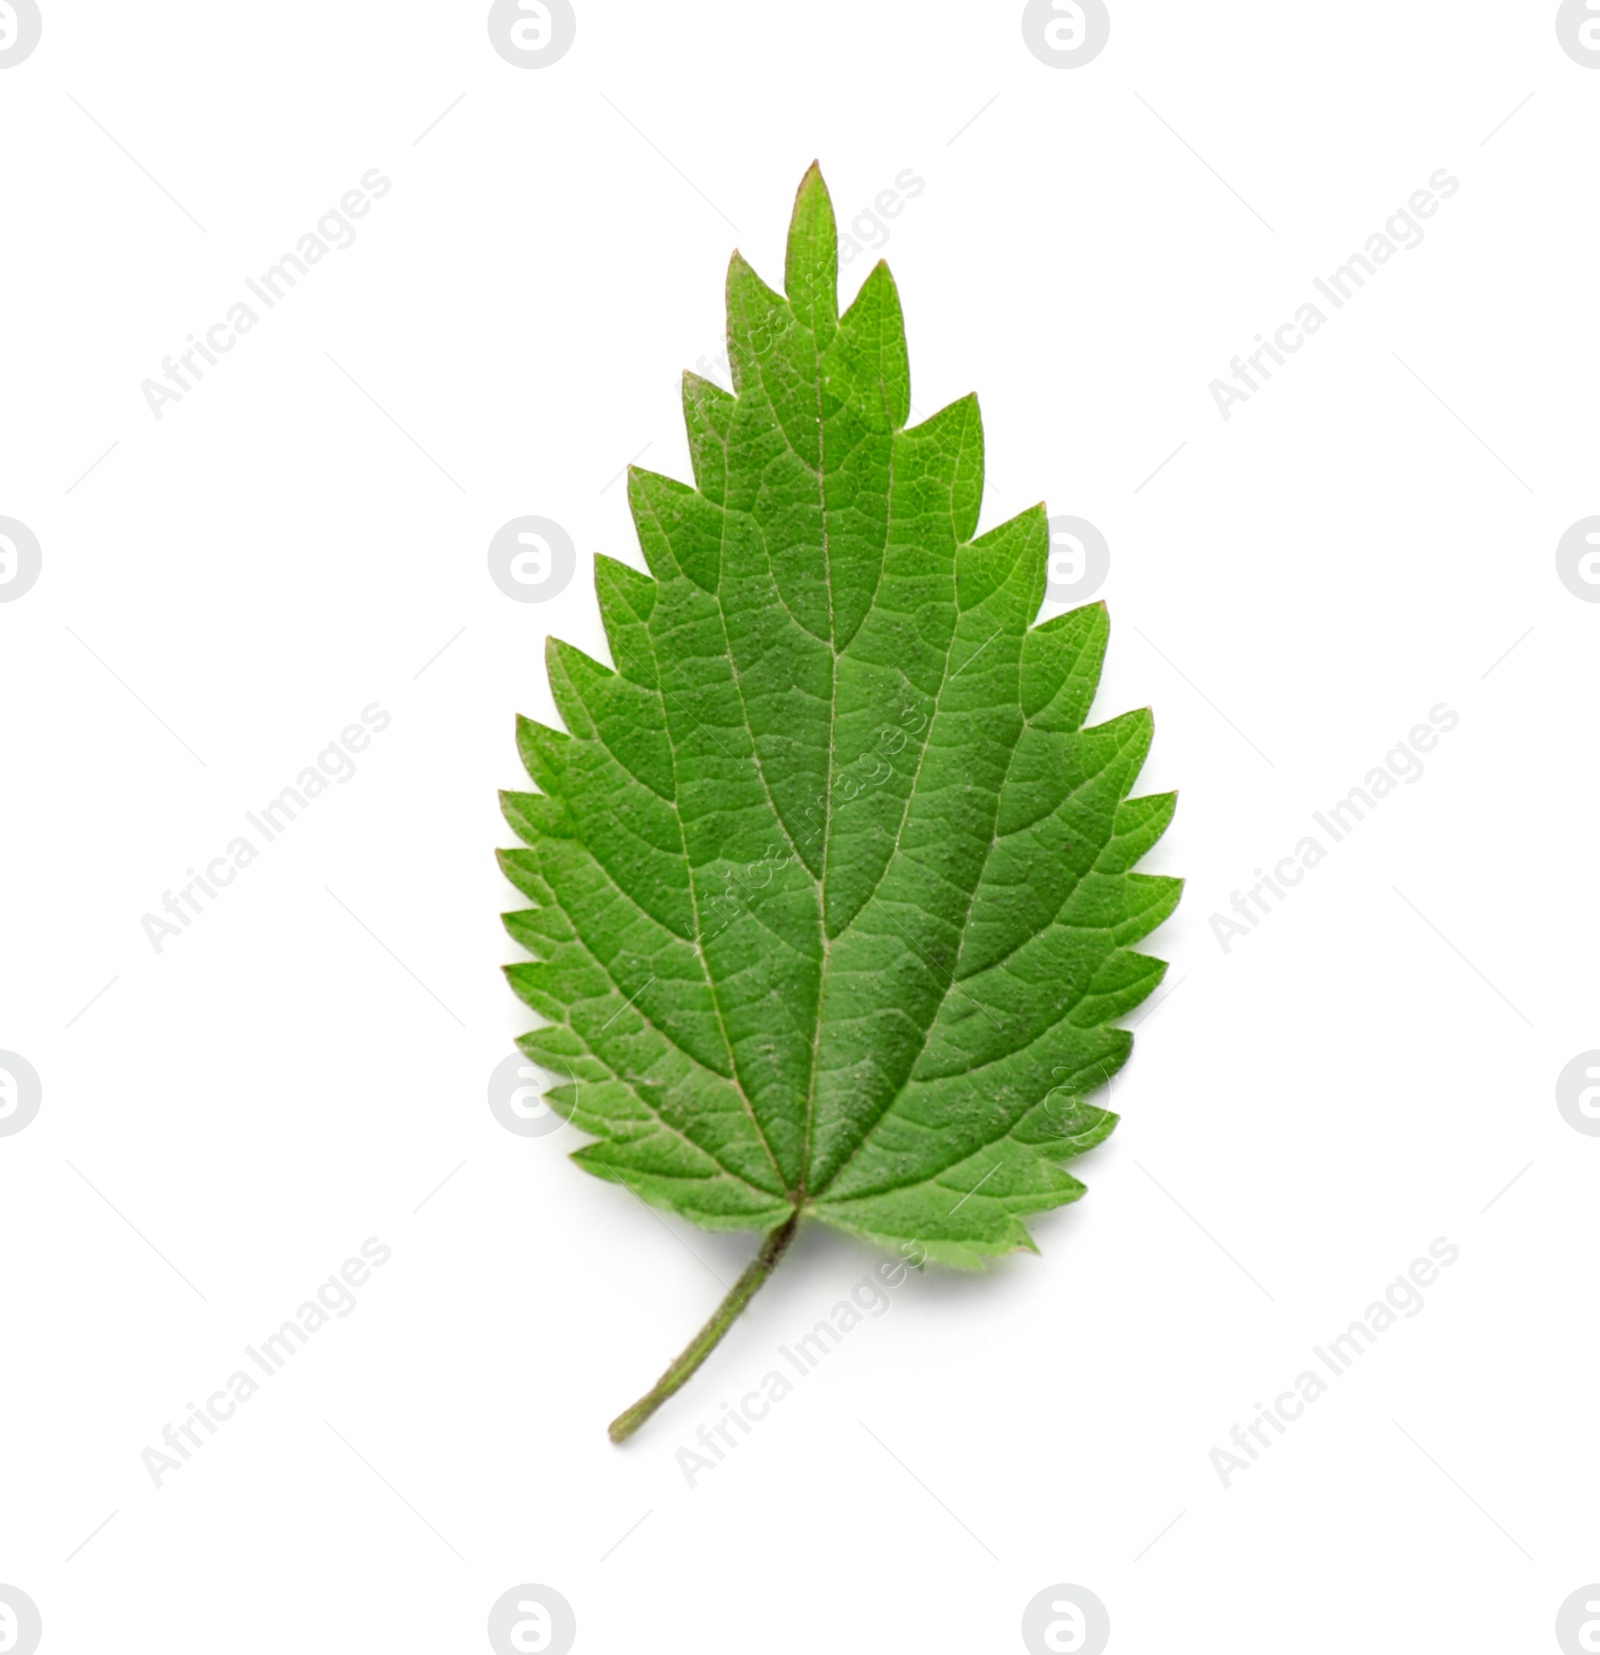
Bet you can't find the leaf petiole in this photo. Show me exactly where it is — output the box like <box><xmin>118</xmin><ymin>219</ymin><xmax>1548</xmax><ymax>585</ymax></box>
<box><xmin>608</xmin><ymin>1208</ymin><xmax>802</xmax><ymax>1443</ymax></box>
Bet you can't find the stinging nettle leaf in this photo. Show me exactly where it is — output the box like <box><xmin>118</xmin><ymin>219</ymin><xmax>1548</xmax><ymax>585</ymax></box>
<box><xmin>499</xmin><ymin>164</ymin><xmax>1180</xmax><ymax>1441</ymax></box>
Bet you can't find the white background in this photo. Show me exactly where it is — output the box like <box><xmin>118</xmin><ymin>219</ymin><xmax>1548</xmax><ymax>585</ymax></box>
<box><xmin>2</xmin><ymin>3</ymin><xmax>1597</xmax><ymax>1651</ymax></box>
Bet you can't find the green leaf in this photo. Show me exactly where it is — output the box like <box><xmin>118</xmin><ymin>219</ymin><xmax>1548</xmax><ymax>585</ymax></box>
<box><xmin>500</xmin><ymin>164</ymin><xmax>1180</xmax><ymax>1438</ymax></box>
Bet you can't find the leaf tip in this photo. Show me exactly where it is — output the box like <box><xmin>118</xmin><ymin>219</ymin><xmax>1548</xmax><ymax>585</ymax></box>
<box><xmin>785</xmin><ymin>162</ymin><xmax>838</xmax><ymax>334</ymax></box>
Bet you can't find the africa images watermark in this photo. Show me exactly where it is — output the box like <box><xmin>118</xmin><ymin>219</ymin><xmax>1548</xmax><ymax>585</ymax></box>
<box><xmin>139</xmin><ymin>168</ymin><xmax>392</xmax><ymax>421</ymax></box>
<box><xmin>1209</xmin><ymin>703</ymin><xmax>1459</xmax><ymax>954</ymax></box>
<box><xmin>140</xmin><ymin>703</ymin><xmax>391</xmax><ymax>952</ymax></box>
<box><xmin>1209</xmin><ymin>1237</ymin><xmax>1460</xmax><ymax>1488</ymax></box>
<box><xmin>1209</xmin><ymin>168</ymin><xmax>1460</xmax><ymax>421</ymax></box>
<box><xmin>674</xmin><ymin>1244</ymin><xmax>926</xmax><ymax>1487</ymax></box>
<box><xmin>141</xmin><ymin>1238</ymin><xmax>391</xmax><ymax>1488</ymax></box>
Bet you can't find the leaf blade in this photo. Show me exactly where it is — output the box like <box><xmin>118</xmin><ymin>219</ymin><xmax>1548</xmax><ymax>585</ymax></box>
<box><xmin>502</xmin><ymin>167</ymin><xmax>1178</xmax><ymax>1271</ymax></box>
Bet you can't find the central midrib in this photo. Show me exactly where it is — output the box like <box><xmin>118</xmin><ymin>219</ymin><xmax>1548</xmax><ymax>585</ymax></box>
<box><xmin>795</xmin><ymin>316</ymin><xmax>835</xmax><ymax>1207</ymax></box>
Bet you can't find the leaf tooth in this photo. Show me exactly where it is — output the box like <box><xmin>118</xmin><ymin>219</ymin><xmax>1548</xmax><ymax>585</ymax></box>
<box><xmin>725</xmin><ymin>250</ymin><xmax>789</xmax><ymax>395</ymax></box>
<box><xmin>627</xmin><ymin>465</ymin><xmax>722</xmax><ymax>592</ymax></box>
<box><xmin>496</xmin><ymin>846</ymin><xmax>552</xmax><ymax>905</ymax></box>
<box><xmin>1110</xmin><ymin>877</ymin><xmax>1184</xmax><ymax>948</ymax></box>
<box><xmin>543</xmin><ymin>637</ymin><xmax>606</xmax><ymax>738</ymax></box>
<box><xmin>515</xmin><ymin>713</ymin><xmax>571</xmax><ymax>795</ymax></box>
<box><xmin>500</xmin><ymin>788</ymin><xmax>570</xmax><ymax>843</ymax></box>
<box><xmin>958</xmin><ymin>502</ymin><xmax>1047</xmax><ymax>614</ymax></box>
<box><xmin>546</xmin><ymin>631</ymin><xmax>678</xmax><ymax>808</ymax></box>
<box><xmin>1099</xmin><ymin>792</ymin><xmax>1178</xmax><ymax>873</ymax></box>
<box><xmin>594</xmin><ymin>554</ymin><xmax>659</xmax><ymax>690</ymax></box>
<box><xmin>1021</xmin><ymin>601</ymin><xmax>1109</xmax><ymax>728</ymax></box>
<box><xmin>837</xmin><ymin>259</ymin><xmax>910</xmax><ymax>429</ymax></box>
<box><xmin>1079</xmin><ymin>706</ymin><xmax>1155</xmax><ymax>794</ymax></box>
<box><xmin>682</xmin><ymin>370</ymin><xmax>736</xmax><ymax>501</ymax></box>
<box><xmin>503</xmin><ymin>960</ymin><xmax>566</xmax><ymax>1020</ymax></box>
<box><xmin>1069</xmin><ymin>949</ymin><xmax>1168</xmax><ymax>1027</ymax></box>
<box><xmin>897</xmin><ymin>392</ymin><xmax>983</xmax><ymax>542</ymax></box>
<box><xmin>501</xmin><ymin>909</ymin><xmax>549</xmax><ymax>958</ymax></box>
<box><xmin>1012</xmin><ymin>1096</ymin><xmax>1119</xmax><ymax>1158</ymax></box>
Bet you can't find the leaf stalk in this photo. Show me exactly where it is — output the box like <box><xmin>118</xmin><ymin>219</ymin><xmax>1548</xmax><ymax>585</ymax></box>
<box><xmin>608</xmin><ymin>1209</ymin><xmax>801</xmax><ymax>1443</ymax></box>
